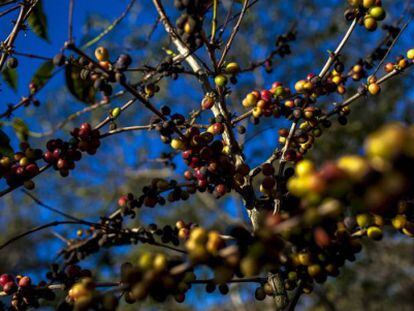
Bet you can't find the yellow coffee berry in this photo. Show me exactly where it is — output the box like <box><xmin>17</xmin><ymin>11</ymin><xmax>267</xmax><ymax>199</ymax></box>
<box><xmin>95</xmin><ymin>46</ymin><xmax>109</xmax><ymax>62</ymax></box>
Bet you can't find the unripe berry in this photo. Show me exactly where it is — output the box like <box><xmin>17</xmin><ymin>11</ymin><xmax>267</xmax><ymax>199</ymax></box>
<box><xmin>384</xmin><ymin>62</ymin><xmax>394</xmax><ymax>72</ymax></box>
<box><xmin>356</xmin><ymin>213</ymin><xmax>371</xmax><ymax>227</ymax></box>
<box><xmin>369</xmin><ymin>6</ymin><xmax>386</xmax><ymax>21</ymax></box>
<box><xmin>23</xmin><ymin>180</ymin><xmax>35</xmax><ymax>190</ymax></box>
<box><xmin>225</xmin><ymin>62</ymin><xmax>240</xmax><ymax>74</ymax></box>
<box><xmin>252</xmin><ymin>107</ymin><xmax>262</xmax><ymax>118</ymax></box>
<box><xmin>367</xmin><ymin>226</ymin><xmax>383</xmax><ymax>240</ymax></box>
<box><xmin>392</xmin><ymin>214</ymin><xmax>407</xmax><ymax>230</ymax></box>
<box><xmin>353</xmin><ymin>64</ymin><xmax>363</xmax><ymax>73</ymax></box>
<box><xmin>307</xmin><ymin>264</ymin><xmax>321</xmax><ymax>278</ymax></box>
<box><xmin>398</xmin><ymin>58</ymin><xmax>408</xmax><ymax>69</ymax></box>
<box><xmin>202</xmin><ymin>95</ymin><xmax>215</xmax><ymax>110</ymax></box>
<box><xmin>295</xmin><ymin>159</ymin><xmax>315</xmax><ymax>177</ymax></box>
<box><xmin>153</xmin><ymin>254</ymin><xmax>167</xmax><ymax>271</ymax></box>
<box><xmin>294</xmin><ymin>80</ymin><xmax>306</xmax><ymax>93</ymax></box>
<box><xmin>18</xmin><ymin>276</ymin><xmax>31</xmax><ymax>288</ymax></box>
<box><xmin>407</xmin><ymin>49</ymin><xmax>414</xmax><ymax>60</ymax></box>
<box><xmin>255</xmin><ymin>287</ymin><xmax>266</xmax><ymax>301</ymax></box>
<box><xmin>368</xmin><ymin>83</ymin><xmax>380</xmax><ymax>95</ymax></box>
<box><xmin>363</xmin><ymin>0</ymin><xmax>375</xmax><ymax>8</ymax></box>
<box><xmin>364</xmin><ymin>15</ymin><xmax>377</xmax><ymax>31</ymax></box>
<box><xmin>111</xmin><ymin>107</ymin><xmax>121</xmax><ymax>118</ymax></box>
<box><xmin>348</xmin><ymin>0</ymin><xmax>361</xmax><ymax>7</ymax></box>
<box><xmin>7</xmin><ymin>57</ymin><xmax>18</xmax><ymax>69</ymax></box>
<box><xmin>175</xmin><ymin>220</ymin><xmax>186</xmax><ymax>230</ymax></box>
<box><xmin>298</xmin><ymin>252</ymin><xmax>311</xmax><ymax>266</ymax></box>
<box><xmin>95</xmin><ymin>46</ymin><xmax>109</xmax><ymax>61</ymax></box>
<box><xmin>170</xmin><ymin>138</ymin><xmax>186</xmax><ymax>150</ymax></box>
<box><xmin>214</xmin><ymin>75</ymin><xmax>228</xmax><ymax>87</ymax></box>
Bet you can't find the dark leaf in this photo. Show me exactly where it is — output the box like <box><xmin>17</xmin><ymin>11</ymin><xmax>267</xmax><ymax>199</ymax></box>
<box><xmin>12</xmin><ymin>118</ymin><xmax>29</xmax><ymax>142</ymax></box>
<box><xmin>30</xmin><ymin>60</ymin><xmax>54</xmax><ymax>90</ymax></box>
<box><xmin>27</xmin><ymin>0</ymin><xmax>49</xmax><ymax>41</ymax></box>
<box><xmin>65</xmin><ymin>63</ymin><xmax>96</xmax><ymax>104</ymax></box>
<box><xmin>0</xmin><ymin>128</ymin><xmax>14</xmax><ymax>158</ymax></box>
<box><xmin>1</xmin><ymin>67</ymin><xmax>18</xmax><ymax>91</ymax></box>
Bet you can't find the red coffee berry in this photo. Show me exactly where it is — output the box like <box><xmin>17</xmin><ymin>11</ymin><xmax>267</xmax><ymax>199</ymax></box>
<box><xmin>0</xmin><ymin>274</ymin><xmax>14</xmax><ymax>287</ymax></box>
<box><xmin>118</xmin><ymin>195</ymin><xmax>128</xmax><ymax>207</ymax></box>
<box><xmin>261</xmin><ymin>90</ymin><xmax>272</xmax><ymax>102</ymax></box>
<box><xmin>262</xmin><ymin>163</ymin><xmax>275</xmax><ymax>176</ymax></box>
<box><xmin>57</xmin><ymin>159</ymin><xmax>68</xmax><ymax>170</ymax></box>
<box><xmin>43</xmin><ymin>151</ymin><xmax>54</xmax><ymax>163</ymax></box>
<box><xmin>25</xmin><ymin>163</ymin><xmax>39</xmax><ymax>176</ymax></box>
<box><xmin>80</xmin><ymin>123</ymin><xmax>91</xmax><ymax>133</ymax></box>
<box><xmin>3</xmin><ymin>281</ymin><xmax>17</xmax><ymax>295</ymax></box>
<box><xmin>215</xmin><ymin>184</ymin><xmax>227</xmax><ymax>197</ymax></box>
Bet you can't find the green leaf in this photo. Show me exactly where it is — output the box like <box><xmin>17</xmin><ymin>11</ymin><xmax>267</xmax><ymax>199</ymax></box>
<box><xmin>12</xmin><ymin>118</ymin><xmax>29</xmax><ymax>142</ymax></box>
<box><xmin>27</xmin><ymin>0</ymin><xmax>48</xmax><ymax>41</ymax></box>
<box><xmin>0</xmin><ymin>128</ymin><xmax>14</xmax><ymax>158</ymax></box>
<box><xmin>30</xmin><ymin>60</ymin><xmax>54</xmax><ymax>90</ymax></box>
<box><xmin>65</xmin><ymin>63</ymin><xmax>96</xmax><ymax>104</ymax></box>
<box><xmin>1</xmin><ymin>67</ymin><xmax>18</xmax><ymax>91</ymax></box>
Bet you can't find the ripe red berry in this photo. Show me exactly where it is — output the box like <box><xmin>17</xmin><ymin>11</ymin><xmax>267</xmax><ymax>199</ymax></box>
<box><xmin>25</xmin><ymin>163</ymin><xmax>39</xmax><ymax>176</ymax></box>
<box><xmin>0</xmin><ymin>274</ymin><xmax>14</xmax><ymax>287</ymax></box>
<box><xmin>215</xmin><ymin>184</ymin><xmax>227</xmax><ymax>197</ymax></box>
<box><xmin>57</xmin><ymin>159</ymin><xmax>68</xmax><ymax>170</ymax></box>
<box><xmin>307</xmin><ymin>73</ymin><xmax>315</xmax><ymax>80</ymax></box>
<box><xmin>43</xmin><ymin>151</ymin><xmax>54</xmax><ymax>163</ymax></box>
<box><xmin>197</xmin><ymin>179</ymin><xmax>207</xmax><ymax>189</ymax></box>
<box><xmin>261</xmin><ymin>90</ymin><xmax>272</xmax><ymax>102</ymax></box>
<box><xmin>314</xmin><ymin>227</ymin><xmax>331</xmax><ymax>248</ymax></box>
<box><xmin>80</xmin><ymin>123</ymin><xmax>91</xmax><ymax>133</ymax></box>
<box><xmin>262</xmin><ymin>176</ymin><xmax>276</xmax><ymax>189</ymax></box>
<box><xmin>272</xmin><ymin>82</ymin><xmax>282</xmax><ymax>89</ymax></box>
<box><xmin>182</xmin><ymin>150</ymin><xmax>192</xmax><ymax>160</ymax></box>
<box><xmin>202</xmin><ymin>96</ymin><xmax>215</xmax><ymax>110</ymax></box>
<box><xmin>16</xmin><ymin>166</ymin><xmax>25</xmax><ymax>176</ymax></box>
<box><xmin>212</xmin><ymin>123</ymin><xmax>224</xmax><ymax>135</ymax></box>
<box><xmin>65</xmin><ymin>265</ymin><xmax>82</xmax><ymax>278</ymax></box>
<box><xmin>53</xmin><ymin>148</ymin><xmax>61</xmax><ymax>160</ymax></box>
<box><xmin>3</xmin><ymin>281</ymin><xmax>17</xmax><ymax>295</ymax></box>
<box><xmin>184</xmin><ymin>170</ymin><xmax>193</xmax><ymax>180</ymax></box>
<box><xmin>262</xmin><ymin>163</ymin><xmax>275</xmax><ymax>176</ymax></box>
<box><xmin>118</xmin><ymin>195</ymin><xmax>128</xmax><ymax>207</ymax></box>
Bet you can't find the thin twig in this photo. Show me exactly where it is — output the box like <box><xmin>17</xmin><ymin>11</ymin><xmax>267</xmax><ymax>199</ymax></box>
<box><xmin>80</xmin><ymin>0</ymin><xmax>136</xmax><ymax>49</ymax></box>
<box><xmin>0</xmin><ymin>3</ymin><xmax>27</xmax><ymax>71</ymax></box>
<box><xmin>210</xmin><ymin>0</ymin><xmax>218</xmax><ymax>43</ymax></box>
<box><xmin>319</xmin><ymin>18</ymin><xmax>357</xmax><ymax>78</ymax></box>
<box><xmin>0</xmin><ymin>4</ymin><xmax>19</xmax><ymax>18</ymax></box>
<box><xmin>22</xmin><ymin>189</ymin><xmax>97</xmax><ymax>226</ymax></box>
<box><xmin>68</xmin><ymin>0</ymin><xmax>74</xmax><ymax>43</ymax></box>
<box><xmin>371</xmin><ymin>17</ymin><xmax>412</xmax><ymax>78</ymax></box>
<box><xmin>217</xmin><ymin>0</ymin><xmax>250</xmax><ymax>68</ymax></box>
<box><xmin>0</xmin><ymin>220</ymin><xmax>89</xmax><ymax>251</ymax></box>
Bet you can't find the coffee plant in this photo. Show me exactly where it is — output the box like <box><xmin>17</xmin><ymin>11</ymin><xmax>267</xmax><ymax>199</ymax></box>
<box><xmin>0</xmin><ymin>0</ymin><xmax>413</xmax><ymax>310</ymax></box>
